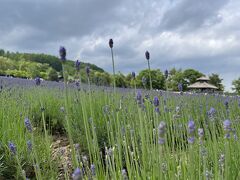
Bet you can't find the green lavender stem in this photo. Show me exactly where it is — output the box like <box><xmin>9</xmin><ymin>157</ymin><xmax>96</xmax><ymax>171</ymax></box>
<box><xmin>110</xmin><ymin>48</ymin><xmax>116</xmax><ymax>94</ymax></box>
<box><xmin>147</xmin><ymin>60</ymin><xmax>152</xmax><ymax>91</ymax></box>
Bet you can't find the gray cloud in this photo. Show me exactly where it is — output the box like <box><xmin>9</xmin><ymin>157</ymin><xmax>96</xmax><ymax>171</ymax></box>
<box><xmin>161</xmin><ymin>0</ymin><xmax>229</xmax><ymax>31</ymax></box>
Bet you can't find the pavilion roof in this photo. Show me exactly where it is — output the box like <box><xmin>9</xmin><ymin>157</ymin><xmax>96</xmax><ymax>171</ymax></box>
<box><xmin>197</xmin><ymin>76</ymin><xmax>210</xmax><ymax>81</ymax></box>
<box><xmin>188</xmin><ymin>82</ymin><xmax>218</xmax><ymax>89</ymax></box>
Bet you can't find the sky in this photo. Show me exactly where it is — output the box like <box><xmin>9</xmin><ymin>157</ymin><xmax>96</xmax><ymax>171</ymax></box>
<box><xmin>0</xmin><ymin>0</ymin><xmax>240</xmax><ymax>91</ymax></box>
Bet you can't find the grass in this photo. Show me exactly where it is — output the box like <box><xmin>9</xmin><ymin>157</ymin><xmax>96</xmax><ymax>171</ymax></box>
<box><xmin>0</xmin><ymin>76</ymin><xmax>240</xmax><ymax>179</ymax></box>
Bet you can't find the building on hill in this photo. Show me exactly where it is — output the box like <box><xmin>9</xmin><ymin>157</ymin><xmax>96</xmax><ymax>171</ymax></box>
<box><xmin>188</xmin><ymin>76</ymin><xmax>218</xmax><ymax>93</ymax></box>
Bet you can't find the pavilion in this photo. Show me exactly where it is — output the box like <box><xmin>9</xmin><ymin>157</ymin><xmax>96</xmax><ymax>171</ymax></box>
<box><xmin>188</xmin><ymin>76</ymin><xmax>218</xmax><ymax>93</ymax></box>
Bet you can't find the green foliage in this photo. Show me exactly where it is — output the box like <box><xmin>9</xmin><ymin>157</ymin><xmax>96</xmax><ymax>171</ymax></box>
<box><xmin>0</xmin><ymin>56</ymin><xmax>17</xmax><ymax>75</ymax></box>
<box><xmin>0</xmin><ymin>49</ymin><xmax>5</xmax><ymax>56</ymax></box>
<box><xmin>209</xmin><ymin>73</ymin><xmax>224</xmax><ymax>91</ymax></box>
<box><xmin>47</xmin><ymin>68</ymin><xmax>58</xmax><ymax>81</ymax></box>
<box><xmin>232</xmin><ymin>77</ymin><xmax>240</xmax><ymax>94</ymax></box>
<box><xmin>183</xmin><ymin>69</ymin><xmax>203</xmax><ymax>85</ymax></box>
<box><xmin>92</xmin><ymin>72</ymin><xmax>111</xmax><ymax>86</ymax></box>
<box><xmin>0</xmin><ymin>49</ymin><xmax>105</xmax><ymax>83</ymax></box>
<box><xmin>136</xmin><ymin>69</ymin><xmax>165</xmax><ymax>89</ymax></box>
<box><xmin>115</xmin><ymin>72</ymin><xmax>128</xmax><ymax>88</ymax></box>
<box><xmin>166</xmin><ymin>68</ymin><xmax>187</xmax><ymax>91</ymax></box>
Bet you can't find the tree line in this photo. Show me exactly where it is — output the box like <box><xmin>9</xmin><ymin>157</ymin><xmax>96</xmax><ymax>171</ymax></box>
<box><xmin>1</xmin><ymin>48</ymin><xmax>240</xmax><ymax>94</ymax></box>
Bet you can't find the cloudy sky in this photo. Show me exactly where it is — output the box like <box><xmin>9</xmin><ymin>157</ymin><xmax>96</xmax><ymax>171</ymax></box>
<box><xmin>1</xmin><ymin>0</ymin><xmax>240</xmax><ymax>91</ymax></box>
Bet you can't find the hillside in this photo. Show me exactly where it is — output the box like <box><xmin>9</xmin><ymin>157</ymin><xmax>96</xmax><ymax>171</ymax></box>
<box><xmin>0</xmin><ymin>49</ymin><xmax>105</xmax><ymax>82</ymax></box>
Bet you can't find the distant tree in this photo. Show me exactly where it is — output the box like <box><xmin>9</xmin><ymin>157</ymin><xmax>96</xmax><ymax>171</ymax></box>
<box><xmin>232</xmin><ymin>77</ymin><xmax>240</xmax><ymax>95</ymax></box>
<box><xmin>115</xmin><ymin>72</ymin><xmax>128</xmax><ymax>88</ymax></box>
<box><xmin>136</xmin><ymin>69</ymin><xmax>165</xmax><ymax>90</ymax></box>
<box><xmin>167</xmin><ymin>68</ymin><xmax>187</xmax><ymax>91</ymax></box>
<box><xmin>0</xmin><ymin>49</ymin><xmax>5</xmax><ymax>56</ymax></box>
<box><xmin>125</xmin><ymin>73</ymin><xmax>132</xmax><ymax>87</ymax></box>
<box><xmin>92</xmin><ymin>72</ymin><xmax>111</xmax><ymax>86</ymax></box>
<box><xmin>169</xmin><ymin>68</ymin><xmax>177</xmax><ymax>76</ymax></box>
<box><xmin>47</xmin><ymin>68</ymin><xmax>58</xmax><ymax>81</ymax></box>
<box><xmin>209</xmin><ymin>73</ymin><xmax>224</xmax><ymax>91</ymax></box>
<box><xmin>0</xmin><ymin>57</ymin><xmax>16</xmax><ymax>72</ymax></box>
<box><xmin>183</xmin><ymin>69</ymin><xmax>203</xmax><ymax>85</ymax></box>
<box><xmin>27</xmin><ymin>63</ymin><xmax>41</xmax><ymax>78</ymax></box>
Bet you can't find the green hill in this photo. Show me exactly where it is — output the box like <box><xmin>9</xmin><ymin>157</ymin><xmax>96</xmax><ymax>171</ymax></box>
<box><xmin>0</xmin><ymin>49</ymin><xmax>105</xmax><ymax>82</ymax></box>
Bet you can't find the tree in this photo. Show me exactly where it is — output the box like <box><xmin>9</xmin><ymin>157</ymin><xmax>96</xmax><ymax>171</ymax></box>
<box><xmin>166</xmin><ymin>68</ymin><xmax>187</xmax><ymax>91</ymax></box>
<box><xmin>209</xmin><ymin>73</ymin><xmax>224</xmax><ymax>91</ymax></box>
<box><xmin>232</xmin><ymin>78</ymin><xmax>240</xmax><ymax>95</ymax></box>
<box><xmin>136</xmin><ymin>69</ymin><xmax>165</xmax><ymax>90</ymax></box>
<box><xmin>0</xmin><ymin>49</ymin><xmax>5</xmax><ymax>56</ymax></box>
<box><xmin>47</xmin><ymin>68</ymin><xmax>58</xmax><ymax>81</ymax></box>
<box><xmin>183</xmin><ymin>69</ymin><xmax>203</xmax><ymax>85</ymax></box>
<box><xmin>115</xmin><ymin>72</ymin><xmax>128</xmax><ymax>88</ymax></box>
<box><xmin>92</xmin><ymin>72</ymin><xmax>111</xmax><ymax>86</ymax></box>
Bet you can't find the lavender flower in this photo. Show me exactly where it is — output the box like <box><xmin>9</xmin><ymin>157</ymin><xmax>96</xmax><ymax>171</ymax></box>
<box><xmin>155</xmin><ymin>107</ymin><xmax>160</xmax><ymax>113</ymax></box>
<box><xmin>158</xmin><ymin>121</ymin><xmax>166</xmax><ymax>145</ymax></box>
<box><xmin>75</xmin><ymin>81</ymin><xmax>80</xmax><ymax>87</ymax></box>
<box><xmin>109</xmin><ymin>39</ymin><xmax>113</xmax><ymax>48</ymax></box>
<box><xmin>164</xmin><ymin>69</ymin><xmax>168</xmax><ymax>79</ymax></box>
<box><xmin>86</xmin><ymin>66</ymin><xmax>90</xmax><ymax>77</ymax></box>
<box><xmin>178</xmin><ymin>83</ymin><xmax>183</xmax><ymax>92</ymax></box>
<box><xmin>188</xmin><ymin>120</ymin><xmax>195</xmax><ymax>134</ymax></box>
<box><xmin>35</xmin><ymin>77</ymin><xmax>41</xmax><ymax>86</ymax></box>
<box><xmin>131</xmin><ymin>72</ymin><xmax>136</xmax><ymax>79</ymax></box>
<box><xmin>91</xmin><ymin>164</ymin><xmax>96</xmax><ymax>176</ymax></box>
<box><xmin>224</xmin><ymin>99</ymin><xmax>229</xmax><ymax>109</ymax></box>
<box><xmin>158</xmin><ymin>121</ymin><xmax>166</xmax><ymax>135</ymax></box>
<box><xmin>8</xmin><ymin>142</ymin><xmax>17</xmax><ymax>155</ymax></box>
<box><xmin>72</xmin><ymin>168</ymin><xmax>82</xmax><ymax>180</ymax></box>
<box><xmin>27</xmin><ymin>140</ymin><xmax>32</xmax><ymax>152</ymax></box>
<box><xmin>59</xmin><ymin>46</ymin><xmax>66</xmax><ymax>61</ymax></box>
<box><xmin>153</xmin><ymin>96</ymin><xmax>159</xmax><ymax>107</ymax></box>
<box><xmin>225</xmin><ymin>133</ymin><xmax>230</xmax><ymax>139</ymax></box>
<box><xmin>122</xmin><ymin>169</ymin><xmax>128</xmax><ymax>180</ymax></box>
<box><xmin>136</xmin><ymin>91</ymin><xmax>142</xmax><ymax>105</ymax></box>
<box><xmin>24</xmin><ymin>117</ymin><xmax>32</xmax><ymax>133</ymax></box>
<box><xmin>223</xmin><ymin>119</ymin><xmax>231</xmax><ymax>139</ymax></box>
<box><xmin>158</xmin><ymin>137</ymin><xmax>165</xmax><ymax>145</ymax></box>
<box><xmin>198</xmin><ymin>128</ymin><xmax>204</xmax><ymax>138</ymax></box>
<box><xmin>223</xmin><ymin>119</ymin><xmax>231</xmax><ymax>131</ymax></box>
<box><xmin>198</xmin><ymin>128</ymin><xmax>204</xmax><ymax>144</ymax></box>
<box><xmin>188</xmin><ymin>120</ymin><xmax>195</xmax><ymax>144</ymax></box>
<box><xmin>207</xmin><ymin>107</ymin><xmax>216</xmax><ymax>118</ymax></box>
<box><xmin>75</xmin><ymin>60</ymin><xmax>81</xmax><ymax>71</ymax></box>
<box><xmin>145</xmin><ymin>51</ymin><xmax>150</xmax><ymax>60</ymax></box>
<box><xmin>188</xmin><ymin>136</ymin><xmax>195</xmax><ymax>144</ymax></box>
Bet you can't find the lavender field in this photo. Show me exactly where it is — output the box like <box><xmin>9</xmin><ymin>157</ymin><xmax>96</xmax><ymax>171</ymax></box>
<box><xmin>1</xmin><ymin>68</ymin><xmax>240</xmax><ymax>180</ymax></box>
<box><xmin>2</xmin><ymin>0</ymin><xmax>240</xmax><ymax>179</ymax></box>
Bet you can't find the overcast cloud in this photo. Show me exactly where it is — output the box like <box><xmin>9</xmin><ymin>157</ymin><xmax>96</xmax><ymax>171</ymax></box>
<box><xmin>0</xmin><ymin>0</ymin><xmax>240</xmax><ymax>91</ymax></box>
